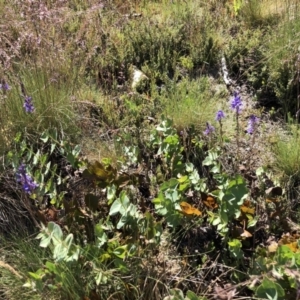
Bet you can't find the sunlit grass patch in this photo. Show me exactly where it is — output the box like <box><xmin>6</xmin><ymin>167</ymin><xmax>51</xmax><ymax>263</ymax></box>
<box><xmin>272</xmin><ymin>125</ymin><xmax>300</xmax><ymax>182</ymax></box>
<box><xmin>160</xmin><ymin>77</ymin><xmax>230</xmax><ymax>134</ymax></box>
<box><xmin>0</xmin><ymin>235</ymin><xmax>57</xmax><ymax>300</ymax></box>
<box><xmin>0</xmin><ymin>67</ymin><xmax>80</xmax><ymax>154</ymax></box>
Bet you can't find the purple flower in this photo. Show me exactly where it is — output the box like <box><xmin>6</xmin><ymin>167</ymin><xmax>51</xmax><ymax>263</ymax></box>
<box><xmin>246</xmin><ymin>115</ymin><xmax>259</xmax><ymax>134</ymax></box>
<box><xmin>203</xmin><ymin>122</ymin><xmax>215</xmax><ymax>135</ymax></box>
<box><xmin>230</xmin><ymin>92</ymin><xmax>242</xmax><ymax>113</ymax></box>
<box><xmin>215</xmin><ymin>110</ymin><xmax>225</xmax><ymax>121</ymax></box>
<box><xmin>23</xmin><ymin>96</ymin><xmax>35</xmax><ymax>113</ymax></box>
<box><xmin>0</xmin><ymin>82</ymin><xmax>11</xmax><ymax>91</ymax></box>
<box><xmin>16</xmin><ymin>163</ymin><xmax>38</xmax><ymax>194</ymax></box>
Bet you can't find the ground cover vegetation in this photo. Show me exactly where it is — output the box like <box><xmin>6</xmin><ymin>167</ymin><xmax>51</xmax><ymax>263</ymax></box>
<box><xmin>1</xmin><ymin>0</ymin><xmax>300</xmax><ymax>299</ymax></box>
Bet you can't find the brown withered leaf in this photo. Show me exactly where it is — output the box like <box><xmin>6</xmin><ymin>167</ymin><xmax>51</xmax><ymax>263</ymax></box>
<box><xmin>202</xmin><ymin>193</ymin><xmax>218</xmax><ymax>209</ymax></box>
<box><xmin>179</xmin><ymin>201</ymin><xmax>202</xmax><ymax>217</ymax></box>
<box><xmin>240</xmin><ymin>203</ymin><xmax>255</xmax><ymax>215</ymax></box>
<box><xmin>232</xmin><ymin>226</ymin><xmax>252</xmax><ymax>239</ymax></box>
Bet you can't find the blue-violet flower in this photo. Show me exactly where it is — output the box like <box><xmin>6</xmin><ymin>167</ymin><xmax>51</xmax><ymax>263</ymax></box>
<box><xmin>246</xmin><ymin>115</ymin><xmax>259</xmax><ymax>134</ymax></box>
<box><xmin>16</xmin><ymin>163</ymin><xmax>38</xmax><ymax>194</ymax></box>
<box><xmin>23</xmin><ymin>96</ymin><xmax>35</xmax><ymax>113</ymax></box>
<box><xmin>215</xmin><ymin>110</ymin><xmax>225</xmax><ymax>121</ymax></box>
<box><xmin>204</xmin><ymin>122</ymin><xmax>215</xmax><ymax>135</ymax></box>
<box><xmin>0</xmin><ymin>82</ymin><xmax>11</xmax><ymax>91</ymax></box>
<box><xmin>230</xmin><ymin>92</ymin><xmax>242</xmax><ymax>113</ymax></box>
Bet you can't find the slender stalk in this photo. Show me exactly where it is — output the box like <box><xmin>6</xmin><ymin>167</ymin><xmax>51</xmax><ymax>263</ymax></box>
<box><xmin>235</xmin><ymin>110</ymin><xmax>240</xmax><ymax>173</ymax></box>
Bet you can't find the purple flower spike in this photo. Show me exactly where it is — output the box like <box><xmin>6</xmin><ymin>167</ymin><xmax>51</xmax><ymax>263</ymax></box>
<box><xmin>246</xmin><ymin>115</ymin><xmax>260</xmax><ymax>134</ymax></box>
<box><xmin>215</xmin><ymin>110</ymin><xmax>225</xmax><ymax>121</ymax></box>
<box><xmin>16</xmin><ymin>163</ymin><xmax>38</xmax><ymax>194</ymax></box>
<box><xmin>23</xmin><ymin>96</ymin><xmax>35</xmax><ymax>113</ymax></box>
<box><xmin>0</xmin><ymin>82</ymin><xmax>11</xmax><ymax>91</ymax></box>
<box><xmin>230</xmin><ymin>92</ymin><xmax>242</xmax><ymax>113</ymax></box>
<box><xmin>204</xmin><ymin>122</ymin><xmax>215</xmax><ymax>135</ymax></box>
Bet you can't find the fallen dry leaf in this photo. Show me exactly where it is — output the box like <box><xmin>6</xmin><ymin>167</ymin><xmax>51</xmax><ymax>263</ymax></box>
<box><xmin>268</xmin><ymin>241</ymin><xmax>278</xmax><ymax>253</ymax></box>
<box><xmin>179</xmin><ymin>201</ymin><xmax>202</xmax><ymax>216</ymax></box>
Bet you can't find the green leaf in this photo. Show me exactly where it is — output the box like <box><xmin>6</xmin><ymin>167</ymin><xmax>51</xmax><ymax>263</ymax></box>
<box><xmin>113</xmin><ymin>257</ymin><xmax>129</xmax><ymax>272</ymax></box>
<box><xmin>28</xmin><ymin>270</ymin><xmax>44</xmax><ymax>280</ymax></box>
<box><xmin>49</xmin><ymin>222</ymin><xmax>63</xmax><ymax>243</ymax></box>
<box><xmin>109</xmin><ymin>199</ymin><xmax>122</xmax><ymax>215</ymax></box>
<box><xmin>95</xmin><ymin>271</ymin><xmax>108</xmax><ymax>285</ymax></box>
<box><xmin>109</xmin><ymin>191</ymin><xmax>130</xmax><ymax>216</ymax></box>
<box><xmin>64</xmin><ymin>234</ymin><xmax>73</xmax><ymax>250</ymax></box>
<box><xmin>33</xmin><ymin>150</ymin><xmax>40</xmax><ymax>165</ymax></box>
<box><xmin>117</xmin><ymin>215</ymin><xmax>128</xmax><ymax>229</ymax></box>
<box><xmin>179</xmin><ymin>182</ymin><xmax>190</xmax><ymax>192</ymax></box>
<box><xmin>45</xmin><ymin>261</ymin><xmax>57</xmax><ymax>273</ymax></box>
<box><xmin>256</xmin><ymin>277</ymin><xmax>285</xmax><ymax>299</ymax></box>
<box><xmin>66</xmin><ymin>153</ymin><xmax>75</xmax><ymax>167</ymax></box>
<box><xmin>73</xmin><ymin>145</ymin><xmax>81</xmax><ymax>156</ymax></box>
<box><xmin>248</xmin><ymin>216</ymin><xmax>259</xmax><ymax>228</ymax></box>
<box><xmin>177</xmin><ymin>175</ymin><xmax>188</xmax><ymax>183</ymax></box>
<box><xmin>165</xmin><ymin>189</ymin><xmax>179</xmax><ymax>203</ymax></box>
<box><xmin>107</xmin><ymin>185</ymin><xmax>116</xmax><ymax>204</ymax></box>
<box><xmin>185</xmin><ymin>163</ymin><xmax>194</xmax><ymax>173</ymax></box>
<box><xmin>95</xmin><ymin>225</ymin><xmax>108</xmax><ymax>248</ymax></box>
<box><xmin>160</xmin><ymin>178</ymin><xmax>178</xmax><ymax>191</ymax></box>
<box><xmin>113</xmin><ymin>245</ymin><xmax>128</xmax><ymax>259</ymax></box>
<box><xmin>53</xmin><ymin>243</ymin><xmax>68</xmax><ymax>261</ymax></box>
<box><xmin>228</xmin><ymin>239</ymin><xmax>243</xmax><ymax>259</ymax></box>
<box><xmin>170</xmin><ymin>288</ymin><xmax>185</xmax><ymax>299</ymax></box>
<box><xmin>186</xmin><ymin>290</ymin><xmax>199</xmax><ymax>300</ymax></box>
<box><xmin>212</xmin><ymin>217</ymin><xmax>221</xmax><ymax>226</ymax></box>
<box><xmin>43</xmin><ymin>161</ymin><xmax>51</xmax><ymax>176</ymax></box>
<box><xmin>40</xmin><ymin>132</ymin><xmax>49</xmax><ymax>143</ymax></box>
<box><xmin>210</xmin><ymin>165</ymin><xmax>220</xmax><ymax>174</ymax></box>
<box><xmin>39</xmin><ymin>236</ymin><xmax>51</xmax><ymax>248</ymax></box>
<box><xmin>50</xmin><ymin>143</ymin><xmax>56</xmax><ymax>154</ymax></box>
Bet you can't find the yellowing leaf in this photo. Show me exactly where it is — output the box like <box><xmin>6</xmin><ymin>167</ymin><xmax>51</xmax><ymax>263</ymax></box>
<box><xmin>87</xmin><ymin>161</ymin><xmax>116</xmax><ymax>182</ymax></box>
<box><xmin>278</xmin><ymin>233</ymin><xmax>300</xmax><ymax>252</ymax></box>
<box><xmin>279</xmin><ymin>233</ymin><xmax>296</xmax><ymax>245</ymax></box>
<box><xmin>179</xmin><ymin>201</ymin><xmax>202</xmax><ymax>217</ymax></box>
<box><xmin>286</xmin><ymin>242</ymin><xmax>298</xmax><ymax>253</ymax></box>
<box><xmin>240</xmin><ymin>205</ymin><xmax>255</xmax><ymax>215</ymax></box>
<box><xmin>201</xmin><ymin>192</ymin><xmax>218</xmax><ymax>209</ymax></box>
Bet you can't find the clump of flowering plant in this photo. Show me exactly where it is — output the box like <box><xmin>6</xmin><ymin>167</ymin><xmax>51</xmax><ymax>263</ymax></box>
<box><xmin>16</xmin><ymin>163</ymin><xmax>38</xmax><ymax>194</ymax></box>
